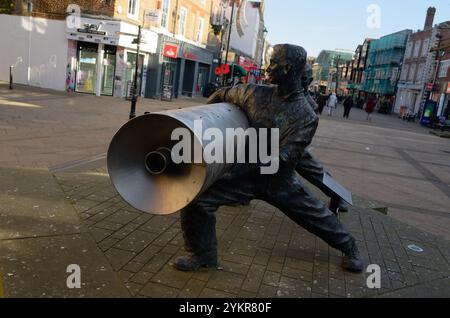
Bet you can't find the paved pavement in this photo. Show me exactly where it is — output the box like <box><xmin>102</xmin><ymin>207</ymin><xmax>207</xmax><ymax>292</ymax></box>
<box><xmin>1</xmin><ymin>84</ymin><xmax>450</xmax><ymax>297</ymax></box>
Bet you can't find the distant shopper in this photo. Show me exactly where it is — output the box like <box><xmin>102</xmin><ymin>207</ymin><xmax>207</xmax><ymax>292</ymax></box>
<box><xmin>364</xmin><ymin>97</ymin><xmax>376</xmax><ymax>121</ymax></box>
<box><xmin>343</xmin><ymin>96</ymin><xmax>354</xmax><ymax>119</ymax></box>
<box><xmin>317</xmin><ymin>93</ymin><xmax>328</xmax><ymax>115</ymax></box>
<box><xmin>326</xmin><ymin>92</ymin><xmax>338</xmax><ymax>116</ymax></box>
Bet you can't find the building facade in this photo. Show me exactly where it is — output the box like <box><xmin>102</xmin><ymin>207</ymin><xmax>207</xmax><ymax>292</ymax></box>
<box><xmin>1</xmin><ymin>0</ymin><xmax>216</xmax><ymax>99</ymax></box>
<box><xmin>348</xmin><ymin>38</ymin><xmax>372</xmax><ymax>98</ymax></box>
<box><xmin>312</xmin><ymin>50</ymin><xmax>353</xmax><ymax>94</ymax></box>
<box><xmin>363</xmin><ymin>29</ymin><xmax>412</xmax><ymax>101</ymax></box>
<box><xmin>395</xmin><ymin>7</ymin><xmax>441</xmax><ymax>117</ymax></box>
<box><xmin>433</xmin><ymin>24</ymin><xmax>450</xmax><ymax>121</ymax></box>
<box><xmin>220</xmin><ymin>0</ymin><xmax>266</xmax><ymax>84</ymax></box>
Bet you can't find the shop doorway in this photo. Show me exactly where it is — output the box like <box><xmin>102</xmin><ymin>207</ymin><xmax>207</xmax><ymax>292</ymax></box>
<box><xmin>196</xmin><ymin>64</ymin><xmax>210</xmax><ymax>96</ymax></box>
<box><xmin>182</xmin><ymin>60</ymin><xmax>195</xmax><ymax>96</ymax></box>
<box><xmin>161</xmin><ymin>62</ymin><xmax>176</xmax><ymax>101</ymax></box>
<box><xmin>76</xmin><ymin>42</ymin><xmax>98</xmax><ymax>94</ymax></box>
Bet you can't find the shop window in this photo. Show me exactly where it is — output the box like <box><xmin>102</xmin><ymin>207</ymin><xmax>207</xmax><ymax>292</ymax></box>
<box><xmin>76</xmin><ymin>42</ymin><xmax>98</xmax><ymax>94</ymax></box>
<box><xmin>125</xmin><ymin>52</ymin><xmax>144</xmax><ymax>96</ymax></box>
<box><xmin>101</xmin><ymin>45</ymin><xmax>117</xmax><ymax>96</ymax></box>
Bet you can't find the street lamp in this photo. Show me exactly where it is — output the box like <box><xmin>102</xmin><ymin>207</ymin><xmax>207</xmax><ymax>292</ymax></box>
<box><xmin>223</xmin><ymin>0</ymin><xmax>237</xmax><ymax>85</ymax></box>
<box><xmin>129</xmin><ymin>26</ymin><xmax>142</xmax><ymax>120</ymax></box>
<box><xmin>334</xmin><ymin>54</ymin><xmax>341</xmax><ymax>94</ymax></box>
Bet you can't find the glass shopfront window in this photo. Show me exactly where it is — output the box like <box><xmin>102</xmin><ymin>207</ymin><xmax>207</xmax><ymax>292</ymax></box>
<box><xmin>125</xmin><ymin>52</ymin><xmax>145</xmax><ymax>96</ymax></box>
<box><xmin>101</xmin><ymin>45</ymin><xmax>117</xmax><ymax>96</ymax></box>
<box><xmin>76</xmin><ymin>42</ymin><xmax>98</xmax><ymax>94</ymax></box>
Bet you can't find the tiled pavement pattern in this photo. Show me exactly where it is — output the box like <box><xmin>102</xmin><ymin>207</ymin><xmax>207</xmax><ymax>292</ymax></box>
<box><xmin>53</xmin><ymin>168</ymin><xmax>450</xmax><ymax>298</ymax></box>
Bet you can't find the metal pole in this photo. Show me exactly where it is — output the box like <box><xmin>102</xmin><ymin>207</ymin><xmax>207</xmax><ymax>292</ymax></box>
<box><xmin>129</xmin><ymin>25</ymin><xmax>142</xmax><ymax>120</ymax></box>
<box><xmin>223</xmin><ymin>0</ymin><xmax>236</xmax><ymax>85</ymax></box>
<box><xmin>335</xmin><ymin>55</ymin><xmax>340</xmax><ymax>94</ymax></box>
<box><xmin>9</xmin><ymin>66</ymin><xmax>13</xmax><ymax>90</ymax></box>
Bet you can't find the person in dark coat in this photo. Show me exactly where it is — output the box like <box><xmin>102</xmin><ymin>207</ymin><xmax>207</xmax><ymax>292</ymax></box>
<box><xmin>317</xmin><ymin>94</ymin><xmax>328</xmax><ymax>115</ymax></box>
<box><xmin>343</xmin><ymin>96</ymin><xmax>354</xmax><ymax>119</ymax></box>
<box><xmin>175</xmin><ymin>44</ymin><xmax>363</xmax><ymax>274</ymax></box>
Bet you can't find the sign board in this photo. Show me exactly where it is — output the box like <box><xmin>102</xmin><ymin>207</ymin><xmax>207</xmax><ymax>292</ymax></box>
<box><xmin>163</xmin><ymin>44</ymin><xmax>178</xmax><ymax>59</ymax></box>
<box><xmin>161</xmin><ymin>84</ymin><xmax>173</xmax><ymax>101</ymax></box>
<box><xmin>323</xmin><ymin>173</ymin><xmax>353</xmax><ymax>206</ymax></box>
<box><xmin>144</xmin><ymin>10</ymin><xmax>160</xmax><ymax>23</ymax></box>
<box><xmin>67</xmin><ymin>17</ymin><xmax>120</xmax><ymax>45</ymax></box>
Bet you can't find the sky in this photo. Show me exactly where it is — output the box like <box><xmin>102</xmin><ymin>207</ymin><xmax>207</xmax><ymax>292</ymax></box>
<box><xmin>264</xmin><ymin>0</ymin><xmax>450</xmax><ymax>57</ymax></box>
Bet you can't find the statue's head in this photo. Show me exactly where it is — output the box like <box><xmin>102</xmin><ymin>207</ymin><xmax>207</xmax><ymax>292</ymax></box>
<box><xmin>266</xmin><ymin>44</ymin><xmax>307</xmax><ymax>85</ymax></box>
<box><xmin>301</xmin><ymin>64</ymin><xmax>313</xmax><ymax>90</ymax></box>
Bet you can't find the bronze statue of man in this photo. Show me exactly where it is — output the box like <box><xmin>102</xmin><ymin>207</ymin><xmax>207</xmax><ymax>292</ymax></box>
<box><xmin>175</xmin><ymin>44</ymin><xmax>363</xmax><ymax>273</ymax></box>
<box><xmin>297</xmin><ymin>64</ymin><xmax>349</xmax><ymax>213</ymax></box>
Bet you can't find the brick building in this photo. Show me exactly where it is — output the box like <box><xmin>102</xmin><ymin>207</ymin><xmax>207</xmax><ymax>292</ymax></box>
<box><xmin>348</xmin><ymin>38</ymin><xmax>372</xmax><ymax>99</ymax></box>
<box><xmin>433</xmin><ymin>24</ymin><xmax>450</xmax><ymax>121</ymax></box>
<box><xmin>395</xmin><ymin>7</ymin><xmax>440</xmax><ymax>118</ymax></box>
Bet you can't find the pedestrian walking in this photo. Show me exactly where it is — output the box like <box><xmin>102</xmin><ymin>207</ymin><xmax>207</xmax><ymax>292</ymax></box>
<box><xmin>343</xmin><ymin>96</ymin><xmax>354</xmax><ymax>119</ymax></box>
<box><xmin>326</xmin><ymin>92</ymin><xmax>338</xmax><ymax>116</ymax></box>
<box><xmin>317</xmin><ymin>93</ymin><xmax>328</xmax><ymax>115</ymax></box>
<box><xmin>364</xmin><ymin>96</ymin><xmax>376</xmax><ymax>121</ymax></box>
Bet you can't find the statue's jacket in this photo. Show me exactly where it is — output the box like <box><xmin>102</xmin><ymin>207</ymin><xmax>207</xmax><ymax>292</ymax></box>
<box><xmin>209</xmin><ymin>84</ymin><xmax>319</xmax><ymax>166</ymax></box>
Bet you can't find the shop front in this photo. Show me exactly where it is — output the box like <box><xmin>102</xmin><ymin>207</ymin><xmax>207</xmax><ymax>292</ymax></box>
<box><xmin>66</xmin><ymin>17</ymin><xmax>158</xmax><ymax>98</ymax></box>
<box><xmin>146</xmin><ymin>35</ymin><xmax>213</xmax><ymax>99</ymax></box>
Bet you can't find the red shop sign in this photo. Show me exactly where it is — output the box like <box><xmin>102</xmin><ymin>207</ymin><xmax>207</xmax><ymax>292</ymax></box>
<box><xmin>163</xmin><ymin>44</ymin><xmax>178</xmax><ymax>59</ymax></box>
<box><xmin>184</xmin><ymin>49</ymin><xmax>198</xmax><ymax>61</ymax></box>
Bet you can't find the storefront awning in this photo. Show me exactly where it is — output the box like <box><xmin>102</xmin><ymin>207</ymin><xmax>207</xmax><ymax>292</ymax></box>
<box><xmin>233</xmin><ymin>65</ymin><xmax>247</xmax><ymax>77</ymax></box>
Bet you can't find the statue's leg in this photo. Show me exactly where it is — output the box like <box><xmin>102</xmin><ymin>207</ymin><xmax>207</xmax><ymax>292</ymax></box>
<box><xmin>177</xmin><ymin>173</ymin><xmax>259</xmax><ymax>272</ymax></box>
<box><xmin>265</xmin><ymin>170</ymin><xmax>363</xmax><ymax>272</ymax></box>
<box><xmin>296</xmin><ymin>150</ymin><xmax>348</xmax><ymax>212</ymax></box>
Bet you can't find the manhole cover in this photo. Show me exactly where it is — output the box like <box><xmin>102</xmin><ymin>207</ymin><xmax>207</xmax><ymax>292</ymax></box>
<box><xmin>407</xmin><ymin>244</ymin><xmax>424</xmax><ymax>253</ymax></box>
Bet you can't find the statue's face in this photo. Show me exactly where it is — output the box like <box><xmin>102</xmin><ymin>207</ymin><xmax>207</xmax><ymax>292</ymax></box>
<box><xmin>266</xmin><ymin>47</ymin><xmax>290</xmax><ymax>85</ymax></box>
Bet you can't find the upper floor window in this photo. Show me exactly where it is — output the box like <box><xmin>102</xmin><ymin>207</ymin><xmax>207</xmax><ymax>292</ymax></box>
<box><xmin>161</xmin><ymin>0</ymin><xmax>170</xmax><ymax>28</ymax></box>
<box><xmin>409</xmin><ymin>63</ymin><xmax>416</xmax><ymax>81</ymax></box>
<box><xmin>199</xmin><ymin>0</ymin><xmax>206</xmax><ymax>5</ymax></box>
<box><xmin>413</xmin><ymin>40</ymin><xmax>422</xmax><ymax>58</ymax></box>
<box><xmin>416</xmin><ymin>63</ymin><xmax>424</xmax><ymax>83</ymax></box>
<box><xmin>422</xmin><ymin>38</ymin><xmax>430</xmax><ymax>57</ymax></box>
<box><xmin>405</xmin><ymin>42</ymin><xmax>413</xmax><ymax>59</ymax></box>
<box><xmin>439</xmin><ymin>60</ymin><xmax>450</xmax><ymax>78</ymax></box>
<box><xmin>179</xmin><ymin>7</ymin><xmax>188</xmax><ymax>36</ymax></box>
<box><xmin>196</xmin><ymin>17</ymin><xmax>204</xmax><ymax>43</ymax></box>
<box><xmin>401</xmin><ymin>65</ymin><xmax>409</xmax><ymax>81</ymax></box>
<box><xmin>128</xmin><ymin>0</ymin><xmax>139</xmax><ymax>17</ymax></box>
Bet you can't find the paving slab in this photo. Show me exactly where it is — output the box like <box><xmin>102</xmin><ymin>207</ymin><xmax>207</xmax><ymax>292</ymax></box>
<box><xmin>0</xmin><ymin>233</ymin><xmax>130</xmax><ymax>297</ymax></box>
<box><xmin>46</xmin><ymin>168</ymin><xmax>450</xmax><ymax>298</ymax></box>
<box><xmin>0</xmin><ymin>167</ymin><xmax>83</xmax><ymax>240</ymax></box>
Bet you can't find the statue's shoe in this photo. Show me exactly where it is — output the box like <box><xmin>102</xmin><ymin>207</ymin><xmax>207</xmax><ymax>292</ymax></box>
<box><xmin>175</xmin><ymin>254</ymin><xmax>218</xmax><ymax>272</ymax></box>
<box><xmin>338</xmin><ymin>201</ymin><xmax>349</xmax><ymax>213</ymax></box>
<box><xmin>341</xmin><ymin>242</ymin><xmax>364</xmax><ymax>273</ymax></box>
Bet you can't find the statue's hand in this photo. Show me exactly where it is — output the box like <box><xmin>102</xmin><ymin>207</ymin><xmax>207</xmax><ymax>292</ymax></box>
<box><xmin>207</xmin><ymin>88</ymin><xmax>227</xmax><ymax>104</ymax></box>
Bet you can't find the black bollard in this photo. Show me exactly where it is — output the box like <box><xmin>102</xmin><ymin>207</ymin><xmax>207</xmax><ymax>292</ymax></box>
<box><xmin>9</xmin><ymin>66</ymin><xmax>13</xmax><ymax>90</ymax></box>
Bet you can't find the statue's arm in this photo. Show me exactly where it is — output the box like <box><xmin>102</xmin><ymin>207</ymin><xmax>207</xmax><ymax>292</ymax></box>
<box><xmin>279</xmin><ymin>118</ymin><xmax>319</xmax><ymax>165</ymax></box>
<box><xmin>207</xmin><ymin>84</ymin><xmax>255</xmax><ymax>108</ymax></box>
